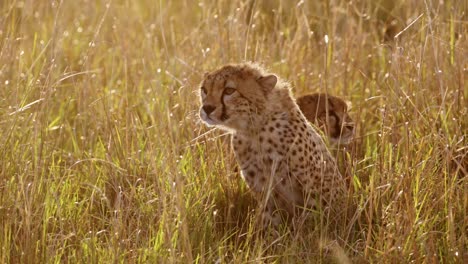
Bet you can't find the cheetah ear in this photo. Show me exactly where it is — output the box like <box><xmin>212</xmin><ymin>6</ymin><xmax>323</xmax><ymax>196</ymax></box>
<box><xmin>257</xmin><ymin>75</ymin><xmax>277</xmax><ymax>92</ymax></box>
<box><xmin>203</xmin><ymin>72</ymin><xmax>209</xmax><ymax>78</ymax></box>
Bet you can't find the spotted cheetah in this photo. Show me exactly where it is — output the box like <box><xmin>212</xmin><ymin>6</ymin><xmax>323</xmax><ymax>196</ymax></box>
<box><xmin>296</xmin><ymin>93</ymin><xmax>355</xmax><ymax>145</ymax></box>
<box><xmin>199</xmin><ymin>63</ymin><xmax>346</xmax><ymax>226</ymax></box>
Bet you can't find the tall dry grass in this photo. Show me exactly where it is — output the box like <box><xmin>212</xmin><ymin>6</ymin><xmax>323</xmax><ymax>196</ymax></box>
<box><xmin>0</xmin><ymin>0</ymin><xmax>466</xmax><ymax>262</ymax></box>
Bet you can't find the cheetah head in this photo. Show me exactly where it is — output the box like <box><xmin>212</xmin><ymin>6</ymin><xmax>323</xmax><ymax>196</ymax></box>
<box><xmin>296</xmin><ymin>93</ymin><xmax>355</xmax><ymax>145</ymax></box>
<box><xmin>199</xmin><ymin>63</ymin><xmax>281</xmax><ymax>132</ymax></box>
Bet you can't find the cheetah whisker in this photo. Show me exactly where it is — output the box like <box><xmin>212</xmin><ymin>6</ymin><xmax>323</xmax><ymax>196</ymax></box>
<box><xmin>190</xmin><ymin>128</ymin><xmax>229</xmax><ymax>144</ymax></box>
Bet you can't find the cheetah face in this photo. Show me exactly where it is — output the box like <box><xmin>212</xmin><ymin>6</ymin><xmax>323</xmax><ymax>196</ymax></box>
<box><xmin>296</xmin><ymin>93</ymin><xmax>355</xmax><ymax>145</ymax></box>
<box><xmin>320</xmin><ymin>111</ymin><xmax>355</xmax><ymax>145</ymax></box>
<box><xmin>199</xmin><ymin>65</ymin><xmax>277</xmax><ymax>131</ymax></box>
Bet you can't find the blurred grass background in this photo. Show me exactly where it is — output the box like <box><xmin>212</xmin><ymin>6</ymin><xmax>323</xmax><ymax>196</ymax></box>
<box><xmin>0</xmin><ymin>0</ymin><xmax>466</xmax><ymax>262</ymax></box>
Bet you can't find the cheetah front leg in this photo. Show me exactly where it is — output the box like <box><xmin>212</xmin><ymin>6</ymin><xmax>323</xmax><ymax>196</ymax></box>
<box><xmin>260</xmin><ymin>197</ymin><xmax>283</xmax><ymax>228</ymax></box>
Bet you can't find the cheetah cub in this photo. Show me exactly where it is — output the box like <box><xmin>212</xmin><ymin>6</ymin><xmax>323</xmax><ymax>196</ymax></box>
<box><xmin>199</xmin><ymin>63</ymin><xmax>346</xmax><ymax>227</ymax></box>
<box><xmin>296</xmin><ymin>93</ymin><xmax>355</xmax><ymax>145</ymax></box>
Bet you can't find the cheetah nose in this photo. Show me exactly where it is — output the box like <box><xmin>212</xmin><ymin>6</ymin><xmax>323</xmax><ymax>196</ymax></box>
<box><xmin>202</xmin><ymin>105</ymin><xmax>216</xmax><ymax>115</ymax></box>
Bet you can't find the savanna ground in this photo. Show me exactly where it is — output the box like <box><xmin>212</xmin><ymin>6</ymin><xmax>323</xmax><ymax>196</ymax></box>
<box><xmin>0</xmin><ymin>0</ymin><xmax>467</xmax><ymax>263</ymax></box>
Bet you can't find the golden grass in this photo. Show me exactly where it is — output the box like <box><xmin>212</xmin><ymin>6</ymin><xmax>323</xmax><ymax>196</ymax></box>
<box><xmin>0</xmin><ymin>0</ymin><xmax>466</xmax><ymax>262</ymax></box>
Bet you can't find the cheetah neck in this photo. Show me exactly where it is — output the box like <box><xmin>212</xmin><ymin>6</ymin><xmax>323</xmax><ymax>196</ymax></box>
<box><xmin>234</xmin><ymin>107</ymin><xmax>300</xmax><ymax>139</ymax></box>
<box><xmin>233</xmin><ymin>87</ymin><xmax>299</xmax><ymax>137</ymax></box>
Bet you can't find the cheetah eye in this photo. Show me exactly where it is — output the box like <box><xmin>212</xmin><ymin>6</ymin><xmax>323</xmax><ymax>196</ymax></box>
<box><xmin>200</xmin><ymin>87</ymin><xmax>207</xmax><ymax>95</ymax></box>
<box><xmin>224</xmin><ymin>87</ymin><xmax>236</xmax><ymax>95</ymax></box>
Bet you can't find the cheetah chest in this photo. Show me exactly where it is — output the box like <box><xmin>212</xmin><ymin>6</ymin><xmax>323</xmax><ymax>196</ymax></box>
<box><xmin>230</xmin><ymin>111</ymin><xmax>343</xmax><ymax>206</ymax></box>
<box><xmin>230</xmin><ymin>116</ymin><xmax>313</xmax><ymax>199</ymax></box>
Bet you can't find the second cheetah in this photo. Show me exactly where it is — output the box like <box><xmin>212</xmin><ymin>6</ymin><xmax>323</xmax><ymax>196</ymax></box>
<box><xmin>199</xmin><ymin>63</ymin><xmax>346</xmax><ymax>227</ymax></box>
<box><xmin>296</xmin><ymin>93</ymin><xmax>355</xmax><ymax>145</ymax></box>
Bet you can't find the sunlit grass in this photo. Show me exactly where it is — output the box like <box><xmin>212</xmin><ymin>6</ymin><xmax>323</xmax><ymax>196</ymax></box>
<box><xmin>0</xmin><ymin>0</ymin><xmax>466</xmax><ymax>262</ymax></box>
